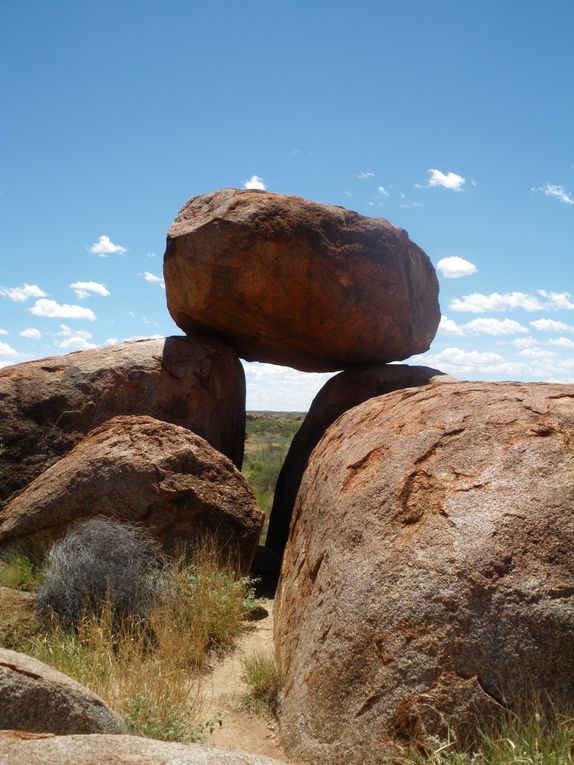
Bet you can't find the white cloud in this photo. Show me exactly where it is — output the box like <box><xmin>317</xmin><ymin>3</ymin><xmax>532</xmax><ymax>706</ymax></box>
<box><xmin>427</xmin><ymin>168</ymin><xmax>466</xmax><ymax>191</ymax></box>
<box><xmin>89</xmin><ymin>235</ymin><xmax>127</xmax><ymax>256</ymax></box>
<box><xmin>464</xmin><ymin>318</ymin><xmax>529</xmax><ymax>336</ymax></box>
<box><xmin>436</xmin><ymin>256</ymin><xmax>477</xmax><ymax>279</ymax></box>
<box><xmin>530</xmin><ymin>318</ymin><xmax>574</xmax><ymax>333</ymax></box>
<box><xmin>450</xmin><ymin>292</ymin><xmax>544</xmax><ymax>313</ymax></box>
<box><xmin>55</xmin><ymin>336</ymin><xmax>97</xmax><ymax>350</ymax></box>
<box><xmin>141</xmin><ymin>272</ymin><xmax>165</xmax><ymax>288</ymax></box>
<box><xmin>512</xmin><ymin>337</ymin><xmax>539</xmax><ymax>348</ymax></box>
<box><xmin>242</xmin><ymin>360</ymin><xmax>336</xmax><ymax>411</ymax></box>
<box><xmin>518</xmin><ymin>347</ymin><xmax>556</xmax><ymax>360</ymax></box>
<box><xmin>0</xmin><ymin>284</ymin><xmax>46</xmax><ymax>302</ymax></box>
<box><xmin>243</xmin><ymin>175</ymin><xmax>266</xmax><ymax>191</ymax></box>
<box><xmin>549</xmin><ymin>337</ymin><xmax>574</xmax><ymax>349</ymax></box>
<box><xmin>439</xmin><ymin>316</ymin><xmax>466</xmax><ymax>336</ymax></box>
<box><xmin>122</xmin><ymin>334</ymin><xmax>164</xmax><ymax>342</ymax></box>
<box><xmin>19</xmin><ymin>328</ymin><xmax>42</xmax><ymax>339</ymax></box>
<box><xmin>29</xmin><ymin>299</ymin><xmax>96</xmax><ymax>321</ymax></box>
<box><xmin>57</xmin><ymin>324</ymin><xmax>93</xmax><ymax>340</ymax></box>
<box><xmin>105</xmin><ymin>337</ymin><xmax>120</xmax><ymax>346</ymax></box>
<box><xmin>356</xmin><ymin>171</ymin><xmax>375</xmax><ymax>179</ymax></box>
<box><xmin>377</xmin><ymin>185</ymin><xmax>390</xmax><ymax>197</ymax></box>
<box><xmin>0</xmin><ymin>329</ymin><xmax>7</xmax><ymax>336</ymax></box>
<box><xmin>70</xmin><ymin>281</ymin><xmax>110</xmax><ymax>299</ymax></box>
<box><xmin>537</xmin><ymin>290</ymin><xmax>574</xmax><ymax>310</ymax></box>
<box><xmin>0</xmin><ymin>341</ymin><xmax>26</xmax><ymax>360</ymax></box>
<box><xmin>534</xmin><ymin>183</ymin><xmax>574</xmax><ymax>205</ymax></box>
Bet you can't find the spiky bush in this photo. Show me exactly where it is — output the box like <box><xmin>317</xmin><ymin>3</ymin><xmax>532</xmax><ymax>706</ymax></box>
<box><xmin>36</xmin><ymin>516</ymin><xmax>165</xmax><ymax>626</ymax></box>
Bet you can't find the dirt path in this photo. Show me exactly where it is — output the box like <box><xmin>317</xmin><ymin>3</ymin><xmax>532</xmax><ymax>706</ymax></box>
<box><xmin>197</xmin><ymin>598</ymin><xmax>295</xmax><ymax>763</ymax></box>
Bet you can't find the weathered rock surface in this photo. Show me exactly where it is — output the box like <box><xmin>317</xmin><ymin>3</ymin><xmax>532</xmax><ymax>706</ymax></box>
<box><xmin>0</xmin><ymin>733</ymin><xmax>289</xmax><ymax>764</ymax></box>
<box><xmin>275</xmin><ymin>381</ymin><xmax>574</xmax><ymax>764</ymax></box>
<box><xmin>266</xmin><ymin>364</ymin><xmax>450</xmax><ymax>557</ymax></box>
<box><xmin>0</xmin><ymin>415</ymin><xmax>263</xmax><ymax>565</ymax></box>
<box><xmin>0</xmin><ymin>648</ymin><xmax>127</xmax><ymax>735</ymax></box>
<box><xmin>0</xmin><ymin>335</ymin><xmax>245</xmax><ymax>508</ymax></box>
<box><xmin>164</xmin><ymin>189</ymin><xmax>440</xmax><ymax>372</ymax></box>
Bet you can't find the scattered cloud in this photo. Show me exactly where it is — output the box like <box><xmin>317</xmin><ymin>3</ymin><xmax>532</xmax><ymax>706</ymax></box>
<box><xmin>29</xmin><ymin>299</ymin><xmax>96</xmax><ymax>320</ymax></box>
<box><xmin>438</xmin><ymin>316</ymin><xmax>466</xmax><ymax>336</ymax></box>
<box><xmin>89</xmin><ymin>235</ymin><xmax>127</xmax><ymax>256</ymax></box>
<box><xmin>0</xmin><ymin>341</ymin><xmax>26</xmax><ymax>360</ymax></box>
<box><xmin>377</xmin><ymin>185</ymin><xmax>390</xmax><ymax>197</ymax></box>
<box><xmin>436</xmin><ymin>256</ymin><xmax>477</xmax><ymax>279</ymax></box>
<box><xmin>147</xmin><ymin>252</ymin><xmax>157</xmax><ymax>258</ymax></box>
<box><xmin>55</xmin><ymin>324</ymin><xmax>96</xmax><ymax>350</ymax></box>
<box><xmin>532</xmin><ymin>183</ymin><xmax>574</xmax><ymax>205</ymax></box>
<box><xmin>141</xmin><ymin>272</ymin><xmax>165</xmax><ymax>288</ymax></box>
<box><xmin>530</xmin><ymin>318</ymin><xmax>574</xmax><ymax>333</ymax></box>
<box><xmin>243</xmin><ymin>175</ymin><xmax>266</xmax><ymax>191</ymax></box>
<box><xmin>549</xmin><ymin>337</ymin><xmax>574</xmax><ymax>349</ymax></box>
<box><xmin>70</xmin><ymin>281</ymin><xmax>110</xmax><ymax>299</ymax></box>
<box><xmin>427</xmin><ymin>168</ymin><xmax>466</xmax><ymax>191</ymax></box>
<box><xmin>518</xmin><ymin>347</ymin><xmax>556</xmax><ymax>360</ymax></box>
<box><xmin>121</xmin><ymin>334</ymin><xmax>164</xmax><ymax>342</ymax></box>
<box><xmin>19</xmin><ymin>328</ymin><xmax>42</xmax><ymax>339</ymax></box>
<box><xmin>105</xmin><ymin>337</ymin><xmax>120</xmax><ymax>346</ymax></box>
<box><xmin>356</xmin><ymin>171</ymin><xmax>375</xmax><ymax>179</ymax></box>
<box><xmin>450</xmin><ymin>291</ymin><xmax>574</xmax><ymax>313</ymax></box>
<box><xmin>0</xmin><ymin>284</ymin><xmax>46</xmax><ymax>302</ymax></box>
<box><xmin>512</xmin><ymin>337</ymin><xmax>539</xmax><ymax>348</ymax></box>
<box><xmin>242</xmin><ymin>360</ymin><xmax>336</xmax><ymax>411</ymax></box>
<box><xmin>464</xmin><ymin>318</ymin><xmax>529</xmax><ymax>336</ymax></box>
<box><xmin>0</xmin><ymin>329</ymin><xmax>7</xmax><ymax>336</ymax></box>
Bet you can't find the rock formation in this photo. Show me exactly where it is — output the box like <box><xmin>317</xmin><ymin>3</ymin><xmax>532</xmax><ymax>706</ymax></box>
<box><xmin>164</xmin><ymin>189</ymin><xmax>440</xmax><ymax>371</ymax></box>
<box><xmin>0</xmin><ymin>336</ymin><xmax>246</xmax><ymax>508</ymax></box>
<box><xmin>0</xmin><ymin>415</ymin><xmax>263</xmax><ymax>566</ymax></box>
<box><xmin>275</xmin><ymin>381</ymin><xmax>574</xmax><ymax>764</ymax></box>
<box><xmin>0</xmin><ymin>648</ymin><xmax>127</xmax><ymax>735</ymax></box>
<box><xmin>266</xmin><ymin>364</ymin><xmax>450</xmax><ymax>557</ymax></box>
<box><xmin>0</xmin><ymin>733</ymin><xmax>289</xmax><ymax>765</ymax></box>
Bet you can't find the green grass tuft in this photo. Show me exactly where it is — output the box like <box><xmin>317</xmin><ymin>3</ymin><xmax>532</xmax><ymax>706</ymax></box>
<box><xmin>241</xmin><ymin>649</ymin><xmax>284</xmax><ymax>715</ymax></box>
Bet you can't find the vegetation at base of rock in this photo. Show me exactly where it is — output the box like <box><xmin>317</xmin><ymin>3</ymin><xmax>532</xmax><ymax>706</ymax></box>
<box><xmin>241</xmin><ymin>649</ymin><xmax>284</xmax><ymax>715</ymax></box>
<box><xmin>0</xmin><ymin>552</ymin><xmax>43</xmax><ymax>590</ymax></box>
<box><xmin>0</xmin><ymin>442</ymin><xmax>7</xmax><ymax>456</ymax></box>
<box><xmin>242</xmin><ymin>412</ymin><xmax>303</xmax><ymax>527</ymax></box>
<box><xmin>0</xmin><ymin>525</ymin><xmax>261</xmax><ymax>743</ymax></box>
<box><xmin>36</xmin><ymin>517</ymin><xmax>165</xmax><ymax>627</ymax></box>
<box><xmin>391</xmin><ymin>706</ymin><xmax>574</xmax><ymax>765</ymax></box>
<box><xmin>0</xmin><ymin>587</ymin><xmax>43</xmax><ymax>651</ymax></box>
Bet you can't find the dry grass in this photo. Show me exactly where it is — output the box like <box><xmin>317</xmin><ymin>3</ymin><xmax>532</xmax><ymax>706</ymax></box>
<box><xmin>24</xmin><ymin>545</ymin><xmax>257</xmax><ymax>742</ymax></box>
<box><xmin>241</xmin><ymin>649</ymin><xmax>284</xmax><ymax>715</ymax></box>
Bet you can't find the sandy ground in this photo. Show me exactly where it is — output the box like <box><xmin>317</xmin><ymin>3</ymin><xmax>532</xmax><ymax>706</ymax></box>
<box><xmin>197</xmin><ymin>599</ymin><xmax>295</xmax><ymax>763</ymax></box>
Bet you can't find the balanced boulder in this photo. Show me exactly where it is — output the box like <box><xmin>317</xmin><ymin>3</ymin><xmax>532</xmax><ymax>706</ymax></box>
<box><xmin>266</xmin><ymin>363</ymin><xmax>450</xmax><ymax>557</ymax></box>
<box><xmin>0</xmin><ymin>415</ymin><xmax>263</xmax><ymax>566</ymax></box>
<box><xmin>0</xmin><ymin>336</ymin><xmax>246</xmax><ymax>508</ymax></box>
<box><xmin>0</xmin><ymin>648</ymin><xmax>126</xmax><ymax>735</ymax></box>
<box><xmin>275</xmin><ymin>381</ymin><xmax>574</xmax><ymax>764</ymax></box>
<box><xmin>164</xmin><ymin>189</ymin><xmax>440</xmax><ymax>371</ymax></box>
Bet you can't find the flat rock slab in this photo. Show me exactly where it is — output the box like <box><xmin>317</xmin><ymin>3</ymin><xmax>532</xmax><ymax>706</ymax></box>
<box><xmin>0</xmin><ymin>648</ymin><xmax>126</xmax><ymax>735</ymax></box>
<box><xmin>0</xmin><ymin>336</ymin><xmax>246</xmax><ymax>508</ymax></box>
<box><xmin>0</xmin><ymin>415</ymin><xmax>263</xmax><ymax>565</ymax></box>
<box><xmin>275</xmin><ymin>381</ymin><xmax>574</xmax><ymax>764</ymax></box>
<box><xmin>164</xmin><ymin>189</ymin><xmax>440</xmax><ymax>371</ymax></box>
<box><xmin>0</xmin><ymin>733</ymin><xmax>290</xmax><ymax>764</ymax></box>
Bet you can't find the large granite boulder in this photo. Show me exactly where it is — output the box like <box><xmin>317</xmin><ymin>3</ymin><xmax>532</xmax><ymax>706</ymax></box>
<box><xmin>0</xmin><ymin>336</ymin><xmax>246</xmax><ymax>508</ymax></box>
<box><xmin>275</xmin><ymin>381</ymin><xmax>574</xmax><ymax>764</ymax></box>
<box><xmin>164</xmin><ymin>189</ymin><xmax>440</xmax><ymax>372</ymax></box>
<box><xmin>0</xmin><ymin>415</ymin><xmax>263</xmax><ymax>566</ymax></box>
<box><xmin>266</xmin><ymin>364</ymin><xmax>450</xmax><ymax>557</ymax></box>
<box><xmin>0</xmin><ymin>648</ymin><xmax>126</xmax><ymax>735</ymax></box>
<box><xmin>0</xmin><ymin>733</ymin><xmax>289</xmax><ymax>765</ymax></box>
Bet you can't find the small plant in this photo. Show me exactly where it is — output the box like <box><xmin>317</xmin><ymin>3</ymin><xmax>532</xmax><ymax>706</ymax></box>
<box><xmin>0</xmin><ymin>553</ymin><xmax>42</xmax><ymax>591</ymax></box>
<box><xmin>36</xmin><ymin>516</ymin><xmax>165</xmax><ymax>627</ymax></box>
<box><xmin>241</xmin><ymin>649</ymin><xmax>283</xmax><ymax>715</ymax></box>
<box><xmin>0</xmin><ymin>442</ymin><xmax>7</xmax><ymax>456</ymax></box>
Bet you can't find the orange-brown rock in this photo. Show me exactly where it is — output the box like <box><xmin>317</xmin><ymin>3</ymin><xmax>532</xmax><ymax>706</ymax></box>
<box><xmin>0</xmin><ymin>415</ymin><xmax>263</xmax><ymax>566</ymax></box>
<box><xmin>275</xmin><ymin>381</ymin><xmax>574</xmax><ymax>764</ymax></box>
<box><xmin>164</xmin><ymin>189</ymin><xmax>440</xmax><ymax>372</ymax></box>
<box><xmin>0</xmin><ymin>648</ymin><xmax>127</xmax><ymax>735</ymax></box>
<box><xmin>0</xmin><ymin>336</ymin><xmax>245</xmax><ymax>508</ymax></box>
<box><xmin>266</xmin><ymin>364</ymin><xmax>450</xmax><ymax>557</ymax></box>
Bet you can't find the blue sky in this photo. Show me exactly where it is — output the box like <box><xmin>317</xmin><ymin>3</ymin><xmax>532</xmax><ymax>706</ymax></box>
<box><xmin>1</xmin><ymin>0</ymin><xmax>573</xmax><ymax>410</ymax></box>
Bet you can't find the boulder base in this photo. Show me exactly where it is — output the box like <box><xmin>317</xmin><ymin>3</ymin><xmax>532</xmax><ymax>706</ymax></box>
<box><xmin>164</xmin><ymin>188</ymin><xmax>440</xmax><ymax>371</ymax></box>
<box><xmin>275</xmin><ymin>381</ymin><xmax>574</xmax><ymax>764</ymax></box>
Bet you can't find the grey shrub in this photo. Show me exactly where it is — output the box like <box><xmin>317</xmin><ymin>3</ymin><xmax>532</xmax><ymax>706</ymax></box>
<box><xmin>36</xmin><ymin>516</ymin><xmax>165</xmax><ymax>626</ymax></box>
